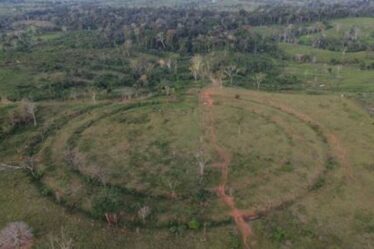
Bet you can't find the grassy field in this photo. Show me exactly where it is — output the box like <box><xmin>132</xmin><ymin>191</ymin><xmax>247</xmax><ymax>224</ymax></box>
<box><xmin>298</xmin><ymin>18</ymin><xmax>374</xmax><ymax>50</ymax></box>
<box><xmin>280</xmin><ymin>42</ymin><xmax>374</xmax><ymax>92</ymax></box>
<box><xmin>208</xmin><ymin>87</ymin><xmax>374</xmax><ymax>249</ymax></box>
<box><xmin>1</xmin><ymin>85</ymin><xmax>374</xmax><ymax>248</ymax></box>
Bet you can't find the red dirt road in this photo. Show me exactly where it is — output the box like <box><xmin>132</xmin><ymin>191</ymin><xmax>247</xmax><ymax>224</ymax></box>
<box><xmin>200</xmin><ymin>88</ymin><xmax>255</xmax><ymax>249</ymax></box>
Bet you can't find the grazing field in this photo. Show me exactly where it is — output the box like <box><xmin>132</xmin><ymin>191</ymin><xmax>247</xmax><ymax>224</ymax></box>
<box><xmin>1</xmin><ymin>86</ymin><xmax>373</xmax><ymax>248</ymax></box>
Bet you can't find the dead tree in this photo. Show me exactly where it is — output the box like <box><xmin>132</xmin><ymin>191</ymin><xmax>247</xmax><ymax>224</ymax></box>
<box><xmin>223</xmin><ymin>65</ymin><xmax>240</xmax><ymax>85</ymax></box>
<box><xmin>23</xmin><ymin>156</ymin><xmax>38</xmax><ymax>177</ymax></box>
<box><xmin>138</xmin><ymin>206</ymin><xmax>151</xmax><ymax>224</ymax></box>
<box><xmin>105</xmin><ymin>213</ymin><xmax>119</xmax><ymax>226</ymax></box>
<box><xmin>0</xmin><ymin>222</ymin><xmax>33</xmax><ymax>249</ymax></box>
<box><xmin>190</xmin><ymin>55</ymin><xmax>204</xmax><ymax>81</ymax></box>
<box><xmin>195</xmin><ymin>137</ymin><xmax>208</xmax><ymax>182</ymax></box>
<box><xmin>48</xmin><ymin>227</ymin><xmax>73</xmax><ymax>249</ymax></box>
<box><xmin>254</xmin><ymin>73</ymin><xmax>266</xmax><ymax>90</ymax></box>
<box><xmin>23</xmin><ymin>100</ymin><xmax>37</xmax><ymax>126</ymax></box>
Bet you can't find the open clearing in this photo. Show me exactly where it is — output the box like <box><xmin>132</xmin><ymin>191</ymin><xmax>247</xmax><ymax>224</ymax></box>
<box><xmin>1</xmin><ymin>86</ymin><xmax>373</xmax><ymax>248</ymax></box>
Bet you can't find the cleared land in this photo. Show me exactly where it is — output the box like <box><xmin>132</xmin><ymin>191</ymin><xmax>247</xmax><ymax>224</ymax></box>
<box><xmin>1</xmin><ymin>85</ymin><xmax>373</xmax><ymax>248</ymax></box>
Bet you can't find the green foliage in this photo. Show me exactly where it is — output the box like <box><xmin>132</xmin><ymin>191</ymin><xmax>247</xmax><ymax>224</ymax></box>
<box><xmin>187</xmin><ymin>219</ymin><xmax>201</xmax><ymax>230</ymax></box>
<box><xmin>228</xmin><ymin>232</ymin><xmax>242</xmax><ymax>249</ymax></box>
<box><xmin>280</xmin><ymin>162</ymin><xmax>294</xmax><ymax>173</ymax></box>
<box><xmin>271</xmin><ymin>227</ymin><xmax>287</xmax><ymax>242</ymax></box>
<box><xmin>310</xmin><ymin>177</ymin><xmax>325</xmax><ymax>191</ymax></box>
<box><xmin>92</xmin><ymin>188</ymin><xmax>123</xmax><ymax>218</ymax></box>
<box><xmin>168</xmin><ymin>223</ymin><xmax>187</xmax><ymax>235</ymax></box>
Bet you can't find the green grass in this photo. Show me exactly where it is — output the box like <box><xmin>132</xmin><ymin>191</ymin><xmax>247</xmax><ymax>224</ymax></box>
<box><xmin>12</xmin><ymin>97</ymin><xmax>228</xmax><ymax>227</ymax></box>
<box><xmin>284</xmin><ymin>62</ymin><xmax>374</xmax><ymax>92</ymax></box>
<box><xmin>1</xmin><ymin>87</ymin><xmax>374</xmax><ymax>248</ymax></box>
<box><xmin>280</xmin><ymin>43</ymin><xmax>374</xmax><ymax>64</ymax></box>
<box><xmin>0</xmin><ymin>170</ymin><xmax>240</xmax><ymax>249</ymax></box>
<box><xmin>212</xmin><ymin>97</ymin><xmax>327</xmax><ymax>210</ymax></box>
<box><xmin>298</xmin><ymin>18</ymin><xmax>374</xmax><ymax>51</ymax></box>
<box><xmin>209</xmin><ymin>88</ymin><xmax>374</xmax><ymax>249</ymax></box>
<box><xmin>0</xmin><ymin>68</ymin><xmax>34</xmax><ymax>98</ymax></box>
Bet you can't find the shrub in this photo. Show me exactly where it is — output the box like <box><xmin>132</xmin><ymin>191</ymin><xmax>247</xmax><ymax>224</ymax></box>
<box><xmin>92</xmin><ymin>188</ymin><xmax>123</xmax><ymax>219</ymax></box>
<box><xmin>188</xmin><ymin>219</ymin><xmax>201</xmax><ymax>230</ymax></box>
<box><xmin>271</xmin><ymin>227</ymin><xmax>286</xmax><ymax>242</ymax></box>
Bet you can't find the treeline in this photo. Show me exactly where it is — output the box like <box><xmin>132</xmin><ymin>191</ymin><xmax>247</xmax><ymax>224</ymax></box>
<box><xmin>2</xmin><ymin>1</ymin><xmax>373</xmax><ymax>54</ymax></box>
<box><xmin>248</xmin><ymin>1</ymin><xmax>374</xmax><ymax>25</ymax></box>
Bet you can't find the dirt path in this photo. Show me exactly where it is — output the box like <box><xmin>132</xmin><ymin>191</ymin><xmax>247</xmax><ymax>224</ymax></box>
<box><xmin>200</xmin><ymin>87</ymin><xmax>255</xmax><ymax>249</ymax></box>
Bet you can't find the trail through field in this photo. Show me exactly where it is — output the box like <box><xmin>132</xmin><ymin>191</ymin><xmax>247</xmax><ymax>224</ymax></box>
<box><xmin>200</xmin><ymin>87</ymin><xmax>255</xmax><ymax>249</ymax></box>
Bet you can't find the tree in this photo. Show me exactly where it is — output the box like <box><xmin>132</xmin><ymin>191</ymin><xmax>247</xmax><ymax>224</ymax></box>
<box><xmin>138</xmin><ymin>206</ymin><xmax>151</xmax><ymax>224</ymax></box>
<box><xmin>165</xmin><ymin>179</ymin><xmax>177</xmax><ymax>199</ymax></box>
<box><xmin>23</xmin><ymin>100</ymin><xmax>37</xmax><ymax>126</ymax></box>
<box><xmin>156</xmin><ymin>32</ymin><xmax>166</xmax><ymax>49</ymax></box>
<box><xmin>123</xmin><ymin>39</ymin><xmax>133</xmax><ymax>57</ymax></box>
<box><xmin>88</xmin><ymin>88</ymin><xmax>97</xmax><ymax>104</ymax></box>
<box><xmin>0</xmin><ymin>222</ymin><xmax>33</xmax><ymax>249</ymax></box>
<box><xmin>190</xmin><ymin>55</ymin><xmax>204</xmax><ymax>81</ymax></box>
<box><xmin>254</xmin><ymin>73</ymin><xmax>266</xmax><ymax>90</ymax></box>
<box><xmin>195</xmin><ymin>141</ymin><xmax>208</xmax><ymax>182</ymax></box>
<box><xmin>23</xmin><ymin>156</ymin><xmax>38</xmax><ymax>178</ymax></box>
<box><xmin>8</xmin><ymin>100</ymin><xmax>37</xmax><ymax>128</ymax></box>
<box><xmin>223</xmin><ymin>64</ymin><xmax>240</xmax><ymax>85</ymax></box>
<box><xmin>237</xmin><ymin>110</ymin><xmax>245</xmax><ymax>135</ymax></box>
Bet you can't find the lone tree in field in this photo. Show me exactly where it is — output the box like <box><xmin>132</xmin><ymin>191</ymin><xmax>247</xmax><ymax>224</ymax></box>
<box><xmin>138</xmin><ymin>206</ymin><xmax>151</xmax><ymax>224</ymax></box>
<box><xmin>254</xmin><ymin>73</ymin><xmax>267</xmax><ymax>90</ymax></box>
<box><xmin>0</xmin><ymin>222</ymin><xmax>33</xmax><ymax>249</ymax></box>
<box><xmin>195</xmin><ymin>137</ymin><xmax>208</xmax><ymax>182</ymax></box>
<box><xmin>8</xmin><ymin>100</ymin><xmax>37</xmax><ymax>128</ymax></box>
<box><xmin>237</xmin><ymin>110</ymin><xmax>245</xmax><ymax>135</ymax></box>
<box><xmin>190</xmin><ymin>55</ymin><xmax>204</xmax><ymax>81</ymax></box>
<box><xmin>22</xmin><ymin>100</ymin><xmax>37</xmax><ymax>126</ymax></box>
<box><xmin>223</xmin><ymin>64</ymin><xmax>240</xmax><ymax>85</ymax></box>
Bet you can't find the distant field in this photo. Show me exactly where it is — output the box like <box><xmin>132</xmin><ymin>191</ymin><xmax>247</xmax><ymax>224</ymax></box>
<box><xmin>298</xmin><ymin>18</ymin><xmax>374</xmax><ymax>51</ymax></box>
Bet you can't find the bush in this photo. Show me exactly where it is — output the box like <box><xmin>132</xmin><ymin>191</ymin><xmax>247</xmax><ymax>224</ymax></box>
<box><xmin>188</xmin><ymin>219</ymin><xmax>201</xmax><ymax>230</ymax></box>
<box><xmin>271</xmin><ymin>227</ymin><xmax>286</xmax><ymax>242</ymax></box>
<box><xmin>92</xmin><ymin>188</ymin><xmax>123</xmax><ymax>219</ymax></box>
